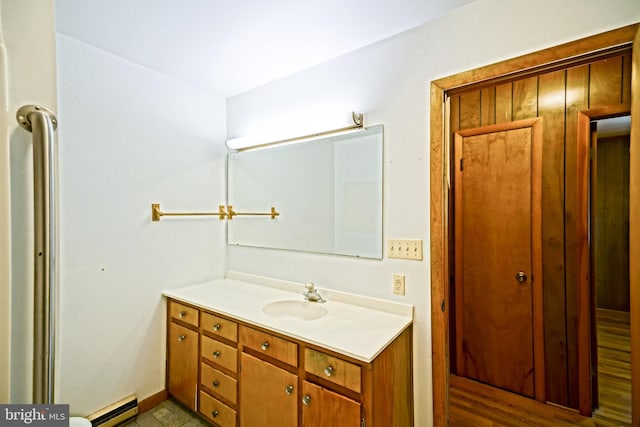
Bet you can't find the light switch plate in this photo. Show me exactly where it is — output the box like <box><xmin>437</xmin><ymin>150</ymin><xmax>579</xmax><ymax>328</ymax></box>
<box><xmin>387</xmin><ymin>239</ymin><xmax>423</xmax><ymax>260</ymax></box>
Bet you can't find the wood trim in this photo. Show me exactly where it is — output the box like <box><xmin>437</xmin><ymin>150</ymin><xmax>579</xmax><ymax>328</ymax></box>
<box><xmin>138</xmin><ymin>389</ymin><xmax>169</xmax><ymax>414</ymax></box>
<box><xmin>576</xmin><ymin>111</ymin><xmax>592</xmax><ymax>416</ymax></box>
<box><xmin>576</xmin><ymin>104</ymin><xmax>630</xmax><ymax>416</ymax></box>
<box><xmin>630</xmin><ymin>25</ymin><xmax>640</xmax><ymax>427</ymax></box>
<box><xmin>430</xmin><ymin>81</ymin><xmax>449</xmax><ymax>427</ymax></box>
<box><xmin>530</xmin><ymin>118</ymin><xmax>545</xmax><ymax>403</ymax></box>
<box><xmin>429</xmin><ymin>23</ymin><xmax>639</xmax><ymax>426</ymax></box>
<box><xmin>433</xmin><ymin>24</ymin><xmax>638</xmax><ymax>92</ymax></box>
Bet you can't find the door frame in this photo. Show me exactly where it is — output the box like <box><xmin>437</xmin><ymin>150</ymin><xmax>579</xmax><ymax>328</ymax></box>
<box><xmin>577</xmin><ymin>104</ymin><xmax>631</xmax><ymax>416</ymax></box>
<box><xmin>429</xmin><ymin>23</ymin><xmax>640</xmax><ymax>426</ymax></box>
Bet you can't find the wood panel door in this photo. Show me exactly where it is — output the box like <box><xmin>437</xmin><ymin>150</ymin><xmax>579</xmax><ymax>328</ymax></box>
<box><xmin>301</xmin><ymin>381</ymin><xmax>361</xmax><ymax>427</ymax></box>
<box><xmin>454</xmin><ymin>118</ymin><xmax>544</xmax><ymax>401</ymax></box>
<box><xmin>168</xmin><ymin>322</ymin><xmax>198</xmax><ymax>410</ymax></box>
<box><xmin>239</xmin><ymin>353</ymin><xmax>297</xmax><ymax>427</ymax></box>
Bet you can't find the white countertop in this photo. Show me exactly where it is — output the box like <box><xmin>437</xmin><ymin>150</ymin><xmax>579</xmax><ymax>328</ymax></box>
<box><xmin>162</xmin><ymin>271</ymin><xmax>413</xmax><ymax>363</ymax></box>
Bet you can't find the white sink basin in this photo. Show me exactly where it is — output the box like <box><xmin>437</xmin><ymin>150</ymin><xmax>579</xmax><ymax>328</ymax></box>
<box><xmin>262</xmin><ymin>300</ymin><xmax>328</xmax><ymax>321</ymax></box>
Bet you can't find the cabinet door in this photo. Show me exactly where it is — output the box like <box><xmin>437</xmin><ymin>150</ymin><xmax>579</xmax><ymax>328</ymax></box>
<box><xmin>301</xmin><ymin>381</ymin><xmax>361</xmax><ymax>427</ymax></box>
<box><xmin>168</xmin><ymin>322</ymin><xmax>198</xmax><ymax>410</ymax></box>
<box><xmin>239</xmin><ymin>353</ymin><xmax>297</xmax><ymax>427</ymax></box>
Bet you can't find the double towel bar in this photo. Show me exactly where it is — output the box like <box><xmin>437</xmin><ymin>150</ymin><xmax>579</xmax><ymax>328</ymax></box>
<box><xmin>151</xmin><ymin>203</ymin><xmax>280</xmax><ymax>221</ymax></box>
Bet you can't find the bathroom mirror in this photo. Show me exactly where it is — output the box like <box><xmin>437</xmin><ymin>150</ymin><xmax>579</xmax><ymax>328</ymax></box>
<box><xmin>227</xmin><ymin>125</ymin><xmax>383</xmax><ymax>258</ymax></box>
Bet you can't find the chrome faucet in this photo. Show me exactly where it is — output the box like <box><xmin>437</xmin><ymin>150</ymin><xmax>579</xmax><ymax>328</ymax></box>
<box><xmin>303</xmin><ymin>282</ymin><xmax>325</xmax><ymax>303</ymax></box>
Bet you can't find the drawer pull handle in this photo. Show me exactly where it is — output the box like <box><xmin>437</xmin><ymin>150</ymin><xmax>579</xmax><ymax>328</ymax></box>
<box><xmin>324</xmin><ymin>365</ymin><xmax>334</xmax><ymax>377</ymax></box>
<box><xmin>213</xmin><ymin>351</ymin><xmax>221</xmax><ymax>358</ymax></box>
<box><xmin>212</xmin><ymin>410</ymin><xmax>219</xmax><ymax>418</ymax></box>
<box><xmin>213</xmin><ymin>380</ymin><xmax>220</xmax><ymax>387</ymax></box>
<box><xmin>213</xmin><ymin>323</ymin><xmax>221</xmax><ymax>331</ymax></box>
<box><xmin>261</xmin><ymin>342</ymin><xmax>269</xmax><ymax>351</ymax></box>
<box><xmin>302</xmin><ymin>395</ymin><xmax>311</xmax><ymax>406</ymax></box>
<box><xmin>178</xmin><ymin>311</ymin><xmax>187</xmax><ymax>318</ymax></box>
<box><xmin>178</xmin><ymin>335</ymin><xmax>186</xmax><ymax>342</ymax></box>
<box><xmin>285</xmin><ymin>385</ymin><xmax>294</xmax><ymax>395</ymax></box>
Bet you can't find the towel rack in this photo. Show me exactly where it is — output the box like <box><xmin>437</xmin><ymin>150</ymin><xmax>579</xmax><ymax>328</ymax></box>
<box><xmin>151</xmin><ymin>203</ymin><xmax>280</xmax><ymax>221</ymax></box>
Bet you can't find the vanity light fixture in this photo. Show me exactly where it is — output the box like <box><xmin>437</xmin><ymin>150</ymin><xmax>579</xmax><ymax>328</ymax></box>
<box><xmin>225</xmin><ymin>111</ymin><xmax>364</xmax><ymax>152</ymax></box>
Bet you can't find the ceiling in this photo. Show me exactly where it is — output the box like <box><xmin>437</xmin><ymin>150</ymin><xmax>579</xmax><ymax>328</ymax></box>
<box><xmin>56</xmin><ymin>0</ymin><xmax>475</xmax><ymax>97</ymax></box>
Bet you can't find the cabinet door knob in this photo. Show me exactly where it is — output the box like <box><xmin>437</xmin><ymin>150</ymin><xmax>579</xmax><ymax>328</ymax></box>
<box><xmin>213</xmin><ymin>380</ymin><xmax>220</xmax><ymax>388</ymax></box>
<box><xmin>178</xmin><ymin>335</ymin><xmax>186</xmax><ymax>342</ymax></box>
<box><xmin>178</xmin><ymin>311</ymin><xmax>187</xmax><ymax>318</ymax></box>
<box><xmin>285</xmin><ymin>385</ymin><xmax>294</xmax><ymax>395</ymax></box>
<box><xmin>302</xmin><ymin>395</ymin><xmax>311</xmax><ymax>406</ymax></box>
<box><xmin>213</xmin><ymin>323</ymin><xmax>221</xmax><ymax>331</ymax></box>
<box><xmin>260</xmin><ymin>342</ymin><xmax>269</xmax><ymax>351</ymax></box>
<box><xmin>515</xmin><ymin>271</ymin><xmax>528</xmax><ymax>283</ymax></box>
<box><xmin>212</xmin><ymin>410</ymin><xmax>219</xmax><ymax>418</ymax></box>
<box><xmin>324</xmin><ymin>365</ymin><xmax>334</xmax><ymax>377</ymax></box>
<box><xmin>213</xmin><ymin>351</ymin><xmax>221</xmax><ymax>358</ymax></box>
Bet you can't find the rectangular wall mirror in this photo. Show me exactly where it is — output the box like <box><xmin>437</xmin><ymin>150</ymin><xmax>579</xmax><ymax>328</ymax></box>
<box><xmin>227</xmin><ymin>124</ymin><xmax>383</xmax><ymax>258</ymax></box>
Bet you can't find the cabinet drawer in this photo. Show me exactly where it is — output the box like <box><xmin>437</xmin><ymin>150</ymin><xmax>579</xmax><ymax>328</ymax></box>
<box><xmin>201</xmin><ymin>363</ymin><xmax>237</xmax><ymax>405</ymax></box>
<box><xmin>304</xmin><ymin>348</ymin><xmax>361</xmax><ymax>393</ymax></box>
<box><xmin>169</xmin><ymin>300</ymin><xmax>199</xmax><ymax>328</ymax></box>
<box><xmin>202</xmin><ymin>312</ymin><xmax>238</xmax><ymax>343</ymax></box>
<box><xmin>199</xmin><ymin>391</ymin><xmax>236</xmax><ymax>427</ymax></box>
<box><xmin>240</xmin><ymin>325</ymin><xmax>298</xmax><ymax>367</ymax></box>
<box><xmin>202</xmin><ymin>335</ymin><xmax>238</xmax><ymax>373</ymax></box>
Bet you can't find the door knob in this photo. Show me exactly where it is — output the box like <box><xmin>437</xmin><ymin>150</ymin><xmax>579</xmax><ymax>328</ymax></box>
<box><xmin>515</xmin><ymin>272</ymin><xmax>528</xmax><ymax>283</ymax></box>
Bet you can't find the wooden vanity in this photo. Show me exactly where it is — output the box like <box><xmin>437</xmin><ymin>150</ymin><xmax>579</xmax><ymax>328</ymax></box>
<box><xmin>164</xmin><ymin>275</ymin><xmax>413</xmax><ymax>427</ymax></box>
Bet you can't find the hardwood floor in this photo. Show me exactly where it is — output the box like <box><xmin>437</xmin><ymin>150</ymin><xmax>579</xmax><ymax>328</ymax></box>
<box><xmin>450</xmin><ymin>308</ymin><xmax>631</xmax><ymax>426</ymax></box>
<box><xmin>592</xmin><ymin>308</ymin><xmax>632</xmax><ymax>427</ymax></box>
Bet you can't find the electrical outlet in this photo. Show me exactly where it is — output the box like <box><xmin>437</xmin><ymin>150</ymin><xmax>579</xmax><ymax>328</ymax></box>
<box><xmin>387</xmin><ymin>239</ymin><xmax>423</xmax><ymax>260</ymax></box>
<box><xmin>393</xmin><ymin>274</ymin><xmax>405</xmax><ymax>295</ymax></box>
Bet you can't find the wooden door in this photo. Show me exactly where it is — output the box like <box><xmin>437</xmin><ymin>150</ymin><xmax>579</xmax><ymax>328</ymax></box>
<box><xmin>454</xmin><ymin>118</ymin><xmax>544</xmax><ymax>401</ymax></box>
<box><xmin>239</xmin><ymin>353</ymin><xmax>297</xmax><ymax>427</ymax></box>
<box><xmin>168</xmin><ymin>322</ymin><xmax>198</xmax><ymax>410</ymax></box>
<box><xmin>301</xmin><ymin>381</ymin><xmax>361</xmax><ymax>427</ymax></box>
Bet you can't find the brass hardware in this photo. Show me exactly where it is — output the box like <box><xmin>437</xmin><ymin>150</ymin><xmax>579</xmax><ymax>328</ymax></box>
<box><xmin>151</xmin><ymin>203</ymin><xmax>221</xmax><ymax>221</ymax></box>
<box><xmin>213</xmin><ymin>351</ymin><xmax>221</xmax><ymax>358</ymax></box>
<box><xmin>302</xmin><ymin>395</ymin><xmax>311</xmax><ymax>406</ymax></box>
<box><xmin>227</xmin><ymin>111</ymin><xmax>364</xmax><ymax>152</ymax></box>
<box><xmin>261</xmin><ymin>342</ymin><xmax>269</xmax><ymax>351</ymax></box>
<box><xmin>212</xmin><ymin>410</ymin><xmax>219</xmax><ymax>418</ymax></box>
<box><xmin>213</xmin><ymin>323</ymin><xmax>221</xmax><ymax>331</ymax></box>
<box><xmin>324</xmin><ymin>366</ymin><xmax>334</xmax><ymax>377</ymax></box>
<box><xmin>226</xmin><ymin>205</ymin><xmax>280</xmax><ymax>220</ymax></box>
<box><xmin>285</xmin><ymin>385</ymin><xmax>294</xmax><ymax>395</ymax></box>
<box><xmin>178</xmin><ymin>311</ymin><xmax>186</xmax><ymax>318</ymax></box>
<box><xmin>515</xmin><ymin>272</ymin><xmax>528</xmax><ymax>283</ymax></box>
<box><xmin>213</xmin><ymin>380</ymin><xmax>220</xmax><ymax>388</ymax></box>
<box><xmin>151</xmin><ymin>203</ymin><xmax>279</xmax><ymax>221</ymax></box>
<box><xmin>178</xmin><ymin>335</ymin><xmax>186</xmax><ymax>342</ymax></box>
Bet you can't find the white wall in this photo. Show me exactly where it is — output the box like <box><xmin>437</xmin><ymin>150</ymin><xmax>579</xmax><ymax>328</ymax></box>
<box><xmin>55</xmin><ymin>35</ymin><xmax>227</xmax><ymax>416</ymax></box>
<box><xmin>0</xmin><ymin>0</ymin><xmax>58</xmax><ymax>403</ymax></box>
<box><xmin>226</xmin><ymin>0</ymin><xmax>640</xmax><ymax>425</ymax></box>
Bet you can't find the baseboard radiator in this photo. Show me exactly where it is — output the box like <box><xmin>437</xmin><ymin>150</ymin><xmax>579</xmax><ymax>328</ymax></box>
<box><xmin>87</xmin><ymin>395</ymin><xmax>138</xmax><ymax>426</ymax></box>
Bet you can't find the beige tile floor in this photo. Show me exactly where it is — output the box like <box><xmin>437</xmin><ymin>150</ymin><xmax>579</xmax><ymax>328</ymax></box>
<box><xmin>124</xmin><ymin>399</ymin><xmax>208</xmax><ymax>427</ymax></box>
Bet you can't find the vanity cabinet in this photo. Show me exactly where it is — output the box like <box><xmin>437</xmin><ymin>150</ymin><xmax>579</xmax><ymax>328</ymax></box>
<box><xmin>166</xmin><ymin>297</ymin><xmax>413</xmax><ymax>427</ymax></box>
<box><xmin>167</xmin><ymin>301</ymin><xmax>199</xmax><ymax>411</ymax></box>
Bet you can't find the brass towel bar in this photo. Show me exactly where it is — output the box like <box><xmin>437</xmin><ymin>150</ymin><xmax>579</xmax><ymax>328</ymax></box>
<box><xmin>151</xmin><ymin>203</ymin><xmax>279</xmax><ymax>221</ymax></box>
